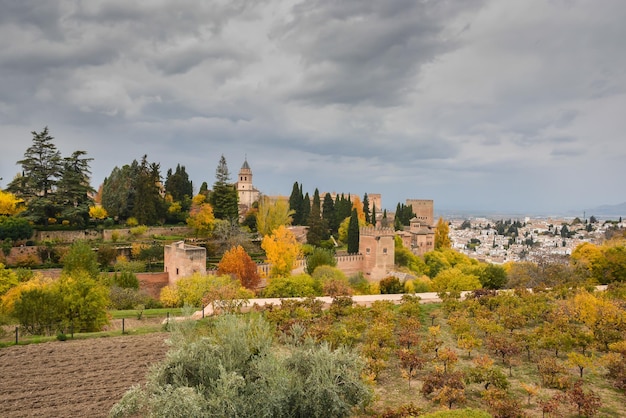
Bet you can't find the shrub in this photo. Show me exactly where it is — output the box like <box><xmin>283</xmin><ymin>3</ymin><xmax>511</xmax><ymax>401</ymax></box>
<box><xmin>12</xmin><ymin>252</ymin><xmax>40</xmax><ymax>268</ymax></box>
<box><xmin>112</xmin><ymin>270</ymin><xmax>139</xmax><ymax>289</ymax></box>
<box><xmin>305</xmin><ymin>247</ymin><xmax>337</xmax><ymax>274</ymax></box>
<box><xmin>263</xmin><ymin>274</ymin><xmax>320</xmax><ymax>298</ymax></box>
<box><xmin>111</xmin><ymin>315</ymin><xmax>372</xmax><ymax>418</ymax></box>
<box><xmin>379</xmin><ymin>276</ymin><xmax>404</xmax><ymax>294</ymax></box>
<box><xmin>129</xmin><ymin>225</ymin><xmax>148</xmax><ymax>237</ymax></box>
<box><xmin>125</xmin><ymin>217</ymin><xmax>138</xmax><ymax>227</ymax></box>
<box><xmin>348</xmin><ymin>272</ymin><xmax>370</xmax><ymax>294</ymax></box>
<box><xmin>0</xmin><ymin>216</ymin><xmax>33</xmax><ymax>241</ymax></box>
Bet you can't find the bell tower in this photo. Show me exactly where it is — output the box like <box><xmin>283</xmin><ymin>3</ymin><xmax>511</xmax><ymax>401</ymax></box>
<box><xmin>237</xmin><ymin>158</ymin><xmax>257</xmax><ymax>209</ymax></box>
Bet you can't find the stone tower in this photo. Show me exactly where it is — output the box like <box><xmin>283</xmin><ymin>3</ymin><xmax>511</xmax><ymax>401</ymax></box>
<box><xmin>236</xmin><ymin>158</ymin><xmax>260</xmax><ymax>210</ymax></box>
<box><xmin>359</xmin><ymin>227</ymin><xmax>395</xmax><ymax>281</ymax></box>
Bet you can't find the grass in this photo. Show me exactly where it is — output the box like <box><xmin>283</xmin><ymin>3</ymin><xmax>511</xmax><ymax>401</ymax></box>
<box><xmin>108</xmin><ymin>307</ymin><xmax>184</xmax><ymax>319</ymax></box>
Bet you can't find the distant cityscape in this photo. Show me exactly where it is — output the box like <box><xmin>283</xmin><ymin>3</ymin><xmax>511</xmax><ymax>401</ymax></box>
<box><xmin>446</xmin><ymin>216</ymin><xmax>624</xmax><ymax>264</ymax></box>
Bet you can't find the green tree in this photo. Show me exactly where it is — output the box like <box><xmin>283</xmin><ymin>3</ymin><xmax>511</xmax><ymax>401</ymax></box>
<box><xmin>306</xmin><ymin>189</ymin><xmax>329</xmax><ymax>246</ymax></box>
<box><xmin>101</xmin><ymin>163</ymin><xmax>136</xmax><ymax>221</ymax></box>
<box><xmin>363</xmin><ymin>193</ymin><xmax>371</xmax><ymax>224</ymax></box>
<box><xmin>479</xmin><ymin>264</ymin><xmax>507</xmax><ymax>289</ymax></box>
<box><xmin>56</xmin><ymin>150</ymin><xmax>95</xmax><ymax>226</ymax></box>
<box><xmin>289</xmin><ymin>181</ymin><xmax>304</xmax><ymax>225</ymax></box>
<box><xmin>56</xmin><ymin>270</ymin><xmax>110</xmax><ymax>332</ymax></box>
<box><xmin>7</xmin><ymin>127</ymin><xmax>63</xmax><ymax>225</ymax></box>
<box><xmin>322</xmin><ymin>192</ymin><xmax>338</xmax><ymax>234</ymax></box>
<box><xmin>302</xmin><ymin>192</ymin><xmax>311</xmax><ymax>226</ymax></box>
<box><xmin>14</xmin><ymin>284</ymin><xmax>63</xmax><ymax>335</ymax></box>
<box><xmin>62</xmin><ymin>241</ymin><xmax>100</xmax><ymax>279</ymax></box>
<box><xmin>165</xmin><ymin>164</ymin><xmax>193</xmax><ymax>203</ymax></box>
<box><xmin>0</xmin><ymin>216</ymin><xmax>33</xmax><ymax>241</ymax></box>
<box><xmin>209</xmin><ymin>155</ymin><xmax>239</xmax><ymax>222</ymax></box>
<box><xmin>132</xmin><ymin>155</ymin><xmax>166</xmax><ymax>225</ymax></box>
<box><xmin>306</xmin><ymin>247</ymin><xmax>337</xmax><ymax>275</ymax></box>
<box><xmin>347</xmin><ymin>208</ymin><xmax>360</xmax><ymax>254</ymax></box>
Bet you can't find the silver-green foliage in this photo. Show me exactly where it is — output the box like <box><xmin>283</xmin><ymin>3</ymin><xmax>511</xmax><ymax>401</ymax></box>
<box><xmin>111</xmin><ymin>314</ymin><xmax>372</xmax><ymax>418</ymax></box>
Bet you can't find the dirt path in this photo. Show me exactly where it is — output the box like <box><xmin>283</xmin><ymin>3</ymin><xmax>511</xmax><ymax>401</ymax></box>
<box><xmin>0</xmin><ymin>332</ymin><xmax>169</xmax><ymax>417</ymax></box>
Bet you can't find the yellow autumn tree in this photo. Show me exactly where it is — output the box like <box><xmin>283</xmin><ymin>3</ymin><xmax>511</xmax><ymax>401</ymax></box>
<box><xmin>186</xmin><ymin>194</ymin><xmax>215</xmax><ymax>237</ymax></box>
<box><xmin>434</xmin><ymin>217</ymin><xmax>451</xmax><ymax>250</ymax></box>
<box><xmin>255</xmin><ymin>196</ymin><xmax>294</xmax><ymax>237</ymax></box>
<box><xmin>261</xmin><ymin>225</ymin><xmax>302</xmax><ymax>278</ymax></box>
<box><xmin>89</xmin><ymin>205</ymin><xmax>108</xmax><ymax>221</ymax></box>
<box><xmin>351</xmin><ymin>195</ymin><xmax>366</xmax><ymax>223</ymax></box>
<box><xmin>0</xmin><ymin>190</ymin><xmax>25</xmax><ymax>216</ymax></box>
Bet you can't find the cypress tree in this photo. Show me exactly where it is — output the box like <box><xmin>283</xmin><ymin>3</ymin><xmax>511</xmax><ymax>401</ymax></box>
<box><xmin>307</xmin><ymin>189</ymin><xmax>329</xmax><ymax>246</ymax></box>
<box><xmin>363</xmin><ymin>193</ymin><xmax>370</xmax><ymax>225</ymax></box>
<box><xmin>322</xmin><ymin>193</ymin><xmax>337</xmax><ymax>234</ymax></box>
<box><xmin>371</xmin><ymin>202</ymin><xmax>377</xmax><ymax>226</ymax></box>
<box><xmin>302</xmin><ymin>193</ymin><xmax>311</xmax><ymax>226</ymax></box>
<box><xmin>347</xmin><ymin>208</ymin><xmax>360</xmax><ymax>254</ymax></box>
<box><xmin>289</xmin><ymin>181</ymin><xmax>304</xmax><ymax>225</ymax></box>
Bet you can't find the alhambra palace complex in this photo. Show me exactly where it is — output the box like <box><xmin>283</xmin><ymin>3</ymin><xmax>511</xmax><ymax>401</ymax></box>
<box><xmin>165</xmin><ymin>160</ymin><xmax>435</xmax><ymax>286</ymax></box>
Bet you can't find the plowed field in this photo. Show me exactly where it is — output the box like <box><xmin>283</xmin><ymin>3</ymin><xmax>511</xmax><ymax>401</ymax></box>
<box><xmin>0</xmin><ymin>332</ymin><xmax>169</xmax><ymax>417</ymax></box>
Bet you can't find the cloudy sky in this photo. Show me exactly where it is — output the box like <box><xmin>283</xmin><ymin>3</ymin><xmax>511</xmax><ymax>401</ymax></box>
<box><xmin>1</xmin><ymin>0</ymin><xmax>625</xmax><ymax>216</ymax></box>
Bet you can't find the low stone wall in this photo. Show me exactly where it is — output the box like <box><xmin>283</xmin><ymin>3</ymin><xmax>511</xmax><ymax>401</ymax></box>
<box><xmin>34</xmin><ymin>229</ymin><xmax>101</xmax><ymax>242</ymax></box>
<box><xmin>30</xmin><ymin>226</ymin><xmax>192</xmax><ymax>243</ymax></box>
<box><xmin>137</xmin><ymin>272</ymin><xmax>169</xmax><ymax>299</ymax></box>
<box><xmin>102</xmin><ymin>226</ymin><xmax>191</xmax><ymax>241</ymax></box>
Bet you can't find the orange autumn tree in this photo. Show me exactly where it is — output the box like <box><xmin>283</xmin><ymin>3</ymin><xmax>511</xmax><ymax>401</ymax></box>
<box><xmin>217</xmin><ymin>245</ymin><xmax>261</xmax><ymax>290</ymax></box>
<box><xmin>261</xmin><ymin>225</ymin><xmax>302</xmax><ymax>278</ymax></box>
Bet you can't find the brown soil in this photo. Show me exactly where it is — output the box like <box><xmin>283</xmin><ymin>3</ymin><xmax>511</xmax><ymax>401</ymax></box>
<box><xmin>0</xmin><ymin>332</ymin><xmax>169</xmax><ymax>418</ymax></box>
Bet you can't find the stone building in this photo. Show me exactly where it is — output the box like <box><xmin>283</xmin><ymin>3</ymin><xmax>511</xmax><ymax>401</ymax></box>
<box><xmin>406</xmin><ymin>199</ymin><xmax>434</xmax><ymax>226</ymax></box>
<box><xmin>164</xmin><ymin>241</ymin><xmax>207</xmax><ymax>286</ymax></box>
<box><xmin>397</xmin><ymin>217</ymin><xmax>435</xmax><ymax>256</ymax></box>
<box><xmin>359</xmin><ymin>227</ymin><xmax>396</xmax><ymax>280</ymax></box>
<box><xmin>236</xmin><ymin>159</ymin><xmax>261</xmax><ymax>214</ymax></box>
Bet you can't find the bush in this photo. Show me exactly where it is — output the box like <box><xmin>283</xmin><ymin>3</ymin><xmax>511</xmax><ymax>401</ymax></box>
<box><xmin>110</xmin><ymin>315</ymin><xmax>372</xmax><ymax>418</ymax></box>
<box><xmin>305</xmin><ymin>247</ymin><xmax>337</xmax><ymax>275</ymax></box>
<box><xmin>263</xmin><ymin>274</ymin><xmax>320</xmax><ymax>298</ymax></box>
<box><xmin>349</xmin><ymin>272</ymin><xmax>371</xmax><ymax>294</ymax></box>
<box><xmin>112</xmin><ymin>270</ymin><xmax>139</xmax><ymax>289</ymax></box>
<box><xmin>0</xmin><ymin>216</ymin><xmax>33</xmax><ymax>241</ymax></box>
<box><xmin>379</xmin><ymin>276</ymin><xmax>405</xmax><ymax>294</ymax></box>
<box><xmin>129</xmin><ymin>225</ymin><xmax>148</xmax><ymax>237</ymax></box>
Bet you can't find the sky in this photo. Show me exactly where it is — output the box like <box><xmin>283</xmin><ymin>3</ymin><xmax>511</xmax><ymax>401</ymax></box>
<box><xmin>1</xmin><ymin>0</ymin><xmax>625</xmax><ymax>216</ymax></box>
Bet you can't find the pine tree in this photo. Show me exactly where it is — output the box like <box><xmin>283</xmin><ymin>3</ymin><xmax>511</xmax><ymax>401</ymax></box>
<box><xmin>56</xmin><ymin>151</ymin><xmax>95</xmax><ymax>226</ymax></box>
<box><xmin>8</xmin><ymin>127</ymin><xmax>63</xmax><ymax>225</ymax></box>
<box><xmin>209</xmin><ymin>155</ymin><xmax>239</xmax><ymax>222</ymax></box>
<box><xmin>347</xmin><ymin>208</ymin><xmax>360</xmax><ymax>254</ymax></box>
<box><xmin>132</xmin><ymin>155</ymin><xmax>165</xmax><ymax>225</ymax></box>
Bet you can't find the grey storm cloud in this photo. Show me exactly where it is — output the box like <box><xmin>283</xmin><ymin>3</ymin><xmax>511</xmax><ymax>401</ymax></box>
<box><xmin>1</xmin><ymin>0</ymin><xmax>625</xmax><ymax>214</ymax></box>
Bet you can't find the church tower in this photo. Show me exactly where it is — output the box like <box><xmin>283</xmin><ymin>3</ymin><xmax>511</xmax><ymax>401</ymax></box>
<box><xmin>237</xmin><ymin>158</ymin><xmax>259</xmax><ymax>210</ymax></box>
